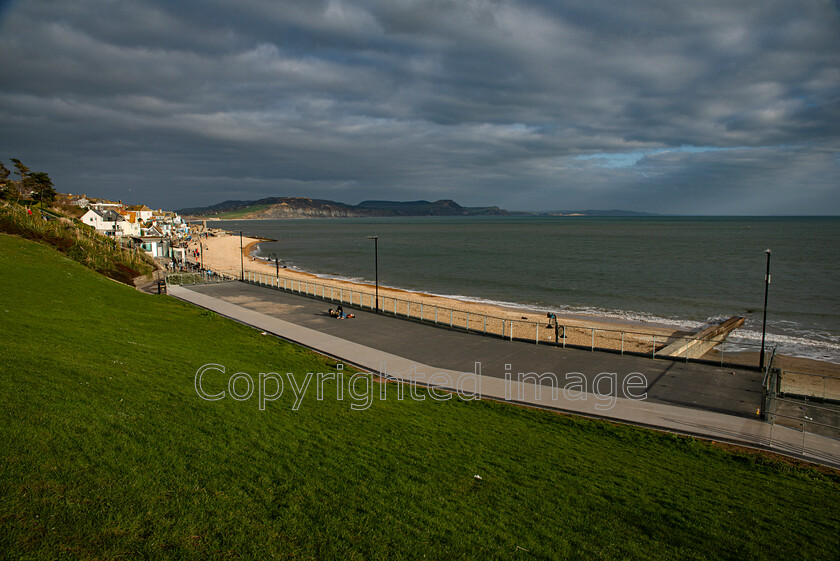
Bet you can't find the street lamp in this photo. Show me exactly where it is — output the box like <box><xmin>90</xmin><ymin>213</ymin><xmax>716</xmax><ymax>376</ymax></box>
<box><xmin>759</xmin><ymin>249</ymin><xmax>771</xmax><ymax>371</ymax></box>
<box><xmin>367</xmin><ymin>236</ymin><xmax>379</xmax><ymax>313</ymax></box>
<box><xmin>269</xmin><ymin>252</ymin><xmax>279</xmax><ymax>278</ymax></box>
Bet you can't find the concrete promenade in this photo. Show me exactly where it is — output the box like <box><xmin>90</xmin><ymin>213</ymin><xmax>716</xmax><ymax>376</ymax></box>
<box><xmin>169</xmin><ymin>281</ymin><xmax>840</xmax><ymax>468</ymax></box>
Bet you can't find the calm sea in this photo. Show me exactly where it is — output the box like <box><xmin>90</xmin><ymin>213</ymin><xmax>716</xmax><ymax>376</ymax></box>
<box><xmin>211</xmin><ymin>216</ymin><xmax>840</xmax><ymax>363</ymax></box>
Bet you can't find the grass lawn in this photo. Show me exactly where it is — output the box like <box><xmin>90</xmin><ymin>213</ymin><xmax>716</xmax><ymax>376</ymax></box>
<box><xmin>1</xmin><ymin>233</ymin><xmax>838</xmax><ymax>560</ymax></box>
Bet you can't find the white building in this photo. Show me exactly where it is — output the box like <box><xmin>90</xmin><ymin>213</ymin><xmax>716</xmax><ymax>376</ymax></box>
<box><xmin>127</xmin><ymin>205</ymin><xmax>155</xmax><ymax>221</ymax></box>
<box><xmin>80</xmin><ymin>208</ymin><xmax>135</xmax><ymax>237</ymax></box>
<box><xmin>130</xmin><ymin>236</ymin><xmax>171</xmax><ymax>259</ymax></box>
<box><xmin>89</xmin><ymin>201</ymin><xmax>123</xmax><ymax>211</ymax></box>
<box><xmin>82</xmin><ymin>208</ymin><xmax>117</xmax><ymax>234</ymax></box>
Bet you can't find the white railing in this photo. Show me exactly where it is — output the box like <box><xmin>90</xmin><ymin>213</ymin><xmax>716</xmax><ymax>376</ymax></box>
<box><xmin>242</xmin><ymin>268</ymin><xmax>768</xmax><ymax>368</ymax></box>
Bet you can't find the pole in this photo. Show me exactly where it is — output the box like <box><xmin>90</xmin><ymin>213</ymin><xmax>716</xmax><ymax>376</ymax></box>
<box><xmin>270</xmin><ymin>252</ymin><xmax>279</xmax><ymax>277</ymax></box>
<box><xmin>200</xmin><ymin>241</ymin><xmax>204</xmax><ymax>270</ymax></box>
<box><xmin>239</xmin><ymin>231</ymin><xmax>244</xmax><ymax>280</ymax></box>
<box><xmin>759</xmin><ymin>249</ymin><xmax>771</xmax><ymax>371</ymax></box>
<box><xmin>367</xmin><ymin>236</ymin><xmax>379</xmax><ymax>313</ymax></box>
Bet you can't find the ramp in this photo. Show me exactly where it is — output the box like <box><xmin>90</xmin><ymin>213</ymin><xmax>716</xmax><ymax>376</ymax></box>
<box><xmin>659</xmin><ymin>316</ymin><xmax>745</xmax><ymax>359</ymax></box>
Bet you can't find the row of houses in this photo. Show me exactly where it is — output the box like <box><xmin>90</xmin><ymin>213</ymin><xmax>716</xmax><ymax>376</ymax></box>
<box><xmin>81</xmin><ymin>205</ymin><xmax>188</xmax><ymax>238</ymax></box>
<box><xmin>77</xmin><ymin>199</ymin><xmax>191</xmax><ymax>260</ymax></box>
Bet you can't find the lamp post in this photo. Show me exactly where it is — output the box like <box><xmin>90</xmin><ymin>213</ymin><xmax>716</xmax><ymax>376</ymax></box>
<box><xmin>239</xmin><ymin>230</ymin><xmax>244</xmax><ymax>280</ymax></box>
<box><xmin>759</xmin><ymin>249</ymin><xmax>771</xmax><ymax>371</ymax></box>
<box><xmin>269</xmin><ymin>252</ymin><xmax>279</xmax><ymax>278</ymax></box>
<box><xmin>199</xmin><ymin>241</ymin><xmax>204</xmax><ymax>270</ymax></box>
<box><xmin>367</xmin><ymin>236</ymin><xmax>379</xmax><ymax>313</ymax></box>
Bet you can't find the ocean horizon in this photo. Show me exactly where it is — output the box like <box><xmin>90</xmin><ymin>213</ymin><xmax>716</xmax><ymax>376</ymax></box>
<box><xmin>211</xmin><ymin>215</ymin><xmax>840</xmax><ymax>364</ymax></box>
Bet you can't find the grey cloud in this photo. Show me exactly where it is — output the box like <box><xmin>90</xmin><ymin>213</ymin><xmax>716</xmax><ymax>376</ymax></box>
<box><xmin>0</xmin><ymin>0</ymin><xmax>838</xmax><ymax>213</ymax></box>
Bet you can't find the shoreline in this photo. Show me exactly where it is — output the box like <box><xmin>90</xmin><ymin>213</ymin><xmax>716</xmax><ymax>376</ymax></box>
<box><xmin>186</xmin><ymin>231</ymin><xmax>840</xmax><ymax>375</ymax></box>
<box><xmin>250</xmin><ymin>252</ymin><xmax>684</xmax><ymax>330</ymax></box>
<box><xmin>249</xmin><ymin>246</ymin><xmax>682</xmax><ymax>333</ymax></box>
<box><xmin>249</xmin><ymin>251</ymin><xmax>840</xmax><ymax>363</ymax></box>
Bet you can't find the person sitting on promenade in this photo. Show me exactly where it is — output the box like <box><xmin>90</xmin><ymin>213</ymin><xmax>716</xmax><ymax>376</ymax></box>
<box><xmin>328</xmin><ymin>306</ymin><xmax>354</xmax><ymax>319</ymax></box>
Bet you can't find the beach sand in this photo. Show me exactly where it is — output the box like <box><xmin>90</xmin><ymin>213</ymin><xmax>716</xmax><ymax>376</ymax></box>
<box><xmin>186</xmin><ymin>231</ymin><xmax>840</xmax><ymax>377</ymax></box>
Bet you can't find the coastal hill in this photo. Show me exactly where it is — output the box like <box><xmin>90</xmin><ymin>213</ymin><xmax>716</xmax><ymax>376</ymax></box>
<box><xmin>178</xmin><ymin>197</ymin><xmax>655</xmax><ymax>219</ymax></box>
<box><xmin>178</xmin><ymin>197</ymin><xmax>508</xmax><ymax>219</ymax></box>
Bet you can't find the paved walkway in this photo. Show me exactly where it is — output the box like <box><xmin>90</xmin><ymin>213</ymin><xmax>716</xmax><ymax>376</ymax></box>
<box><xmin>169</xmin><ymin>281</ymin><xmax>840</xmax><ymax>468</ymax></box>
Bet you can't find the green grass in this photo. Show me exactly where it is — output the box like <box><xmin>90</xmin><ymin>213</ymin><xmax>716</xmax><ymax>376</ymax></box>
<box><xmin>1</xmin><ymin>233</ymin><xmax>839</xmax><ymax>560</ymax></box>
<box><xmin>0</xmin><ymin>201</ymin><xmax>155</xmax><ymax>284</ymax></box>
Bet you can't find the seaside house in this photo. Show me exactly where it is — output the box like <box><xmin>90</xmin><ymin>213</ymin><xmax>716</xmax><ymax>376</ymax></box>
<box><xmin>141</xmin><ymin>224</ymin><xmax>164</xmax><ymax>238</ymax></box>
<box><xmin>126</xmin><ymin>204</ymin><xmax>154</xmax><ymax>221</ymax></box>
<box><xmin>80</xmin><ymin>197</ymin><xmax>190</xmax><ymax>244</ymax></box>
<box><xmin>116</xmin><ymin>210</ymin><xmax>142</xmax><ymax>237</ymax></box>
<box><xmin>149</xmin><ymin>219</ymin><xmax>172</xmax><ymax>236</ymax></box>
<box><xmin>80</xmin><ymin>208</ymin><xmax>127</xmax><ymax>237</ymax></box>
<box><xmin>90</xmin><ymin>201</ymin><xmax>123</xmax><ymax>211</ymax></box>
<box><xmin>130</xmin><ymin>236</ymin><xmax>171</xmax><ymax>259</ymax></box>
<box><xmin>171</xmin><ymin>215</ymin><xmax>189</xmax><ymax>238</ymax></box>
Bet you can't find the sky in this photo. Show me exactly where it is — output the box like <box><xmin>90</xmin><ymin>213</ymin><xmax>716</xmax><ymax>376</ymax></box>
<box><xmin>1</xmin><ymin>0</ymin><xmax>838</xmax><ymax>214</ymax></box>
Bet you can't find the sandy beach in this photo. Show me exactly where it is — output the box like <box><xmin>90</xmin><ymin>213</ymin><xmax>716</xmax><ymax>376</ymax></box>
<box><xmin>187</xmin><ymin>232</ymin><xmax>678</xmax><ymax>343</ymax></box>
<box><xmin>185</xmin><ymin>231</ymin><xmax>840</xmax><ymax>377</ymax></box>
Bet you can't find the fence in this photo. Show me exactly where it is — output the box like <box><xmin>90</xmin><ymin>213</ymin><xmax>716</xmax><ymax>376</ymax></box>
<box><xmin>237</xmin><ymin>268</ymin><xmax>770</xmax><ymax>369</ymax></box>
<box><xmin>763</xmin><ymin>366</ymin><xmax>840</xmax><ymax>441</ymax></box>
<box><xmin>779</xmin><ymin>370</ymin><xmax>840</xmax><ymax>402</ymax></box>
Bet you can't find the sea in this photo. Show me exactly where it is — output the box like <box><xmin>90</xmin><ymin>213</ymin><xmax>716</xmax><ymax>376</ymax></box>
<box><xmin>210</xmin><ymin>216</ymin><xmax>840</xmax><ymax>364</ymax></box>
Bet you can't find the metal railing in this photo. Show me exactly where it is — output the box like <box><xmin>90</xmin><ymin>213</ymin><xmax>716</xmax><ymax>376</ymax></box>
<box><xmin>767</xmin><ymin>402</ymin><xmax>840</xmax><ymax>443</ymax></box>
<box><xmin>778</xmin><ymin>370</ymin><xmax>840</xmax><ymax>402</ymax></box>
<box><xmin>240</xmin><ymin>268</ymin><xmax>769</xmax><ymax>369</ymax></box>
<box><xmin>762</xmin><ymin>367</ymin><xmax>840</xmax><ymax>442</ymax></box>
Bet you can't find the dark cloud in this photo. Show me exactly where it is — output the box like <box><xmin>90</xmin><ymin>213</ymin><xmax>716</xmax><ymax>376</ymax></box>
<box><xmin>0</xmin><ymin>0</ymin><xmax>838</xmax><ymax>213</ymax></box>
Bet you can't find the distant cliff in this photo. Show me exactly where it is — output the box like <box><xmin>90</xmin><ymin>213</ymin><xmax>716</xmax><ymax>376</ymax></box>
<box><xmin>178</xmin><ymin>197</ymin><xmax>510</xmax><ymax>219</ymax></box>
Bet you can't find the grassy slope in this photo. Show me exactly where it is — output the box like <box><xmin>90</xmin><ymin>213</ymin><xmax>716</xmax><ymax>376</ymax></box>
<box><xmin>0</xmin><ymin>202</ymin><xmax>155</xmax><ymax>284</ymax></box>
<box><xmin>0</xmin><ymin>233</ymin><xmax>838</xmax><ymax>560</ymax></box>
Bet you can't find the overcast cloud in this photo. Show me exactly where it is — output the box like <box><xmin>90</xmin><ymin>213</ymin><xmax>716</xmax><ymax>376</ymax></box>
<box><xmin>1</xmin><ymin>0</ymin><xmax>838</xmax><ymax>213</ymax></box>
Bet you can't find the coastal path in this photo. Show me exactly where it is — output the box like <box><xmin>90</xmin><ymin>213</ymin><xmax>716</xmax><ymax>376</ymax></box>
<box><xmin>169</xmin><ymin>281</ymin><xmax>840</xmax><ymax>468</ymax></box>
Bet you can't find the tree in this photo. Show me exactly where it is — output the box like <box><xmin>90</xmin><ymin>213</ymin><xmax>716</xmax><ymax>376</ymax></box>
<box><xmin>0</xmin><ymin>162</ymin><xmax>11</xmax><ymax>200</ymax></box>
<box><xmin>0</xmin><ymin>183</ymin><xmax>14</xmax><ymax>201</ymax></box>
<box><xmin>10</xmin><ymin>158</ymin><xmax>30</xmax><ymax>199</ymax></box>
<box><xmin>29</xmin><ymin>172</ymin><xmax>56</xmax><ymax>208</ymax></box>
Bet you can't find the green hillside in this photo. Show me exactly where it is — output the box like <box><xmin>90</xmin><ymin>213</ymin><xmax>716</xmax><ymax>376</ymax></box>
<box><xmin>0</xmin><ymin>233</ymin><xmax>838</xmax><ymax>560</ymax></box>
<box><xmin>0</xmin><ymin>201</ymin><xmax>155</xmax><ymax>284</ymax></box>
<box><xmin>214</xmin><ymin>203</ymin><xmax>272</xmax><ymax>218</ymax></box>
